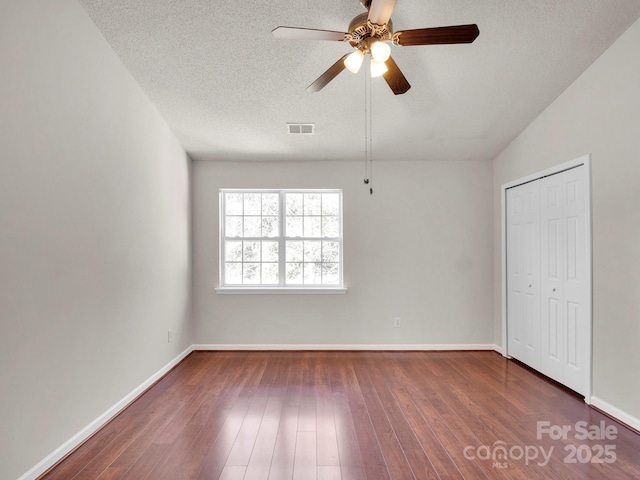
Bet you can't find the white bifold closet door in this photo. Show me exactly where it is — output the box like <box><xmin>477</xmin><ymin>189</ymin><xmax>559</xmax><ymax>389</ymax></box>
<box><xmin>507</xmin><ymin>165</ymin><xmax>589</xmax><ymax>396</ymax></box>
<box><xmin>506</xmin><ymin>180</ymin><xmax>541</xmax><ymax>369</ymax></box>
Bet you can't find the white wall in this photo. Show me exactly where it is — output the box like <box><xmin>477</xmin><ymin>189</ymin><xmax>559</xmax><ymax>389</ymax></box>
<box><xmin>193</xmin><ymin>159</ymin><xmax>493</xmax><ymax>347</ymax></box>
<box><xmin>493</xmin><ymin>18</ymin><xmax>640</xmax><ymax>421</ymax></box>
<box><xmin>0</xmin><ymin>2</ymin><xmax>192</xmax><ymax>479</ymax></box>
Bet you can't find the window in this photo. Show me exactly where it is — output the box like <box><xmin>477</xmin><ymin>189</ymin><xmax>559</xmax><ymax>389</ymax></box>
<box><xmin>218</xmin><ymin>189</ymin><xmax>345</xmax><ymax>293</ymax></box>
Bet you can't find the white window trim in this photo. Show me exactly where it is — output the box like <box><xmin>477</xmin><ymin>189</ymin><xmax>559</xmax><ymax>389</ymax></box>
<box><xmin>215</xmin><ymin>287</ymin><xmax>347</xmax><ymax>295</ymax></box>
<box><xmin>217</xmin><ymin>189</ymin><xmax>346</xmax><ymax>294</ymax></box>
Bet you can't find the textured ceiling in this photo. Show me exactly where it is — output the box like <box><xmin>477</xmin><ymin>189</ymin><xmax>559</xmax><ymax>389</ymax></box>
<box><xmin>78</xmin><ymin>0</ymin><xmax>640</xmax><ymax>162</ymax></box>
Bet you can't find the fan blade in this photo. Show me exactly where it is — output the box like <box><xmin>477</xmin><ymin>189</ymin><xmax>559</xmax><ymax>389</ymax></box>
<box><xmin>272</xmin><ymin>26</ymin><xmax>347</xmax><ymax>41</ymax></box>
<box><xmin>368</xmin><ymin>0</ymin><xmax>398</xmax><ymax>25</ymax></box>
<box><xmin>395</xmin><ymin>24</ymin><xmax>479</xmax><ymax>46</ymax></box>
<box><xmin>307</xmin><ymin>54</ymin><xmax>350</xmax><ymax>92</ymax></box>
<box><xmin>382</xmin><ymin>56</ymin><xmax>411</xmax><ymax>95</ymax></box>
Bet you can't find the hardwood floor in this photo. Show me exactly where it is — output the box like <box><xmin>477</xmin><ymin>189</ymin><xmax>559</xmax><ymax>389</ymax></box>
<box><xmin>40</xmin><ymin>351</ymin><xmax>640</xmax><ymax>480</ymax></box>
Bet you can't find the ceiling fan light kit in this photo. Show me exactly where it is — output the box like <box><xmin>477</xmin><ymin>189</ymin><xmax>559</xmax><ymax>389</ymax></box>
<box><xmin>370</xmin><ymin>41</ymin><xmax>391</xmax><ymax>62</ymax></box>
<box><xmin>370</xmin><ymin>59</ymin><xmax>388</xmax><ymax>77</ymax></box>
<box><xmin>344</xmin><ymin>50</ymin><xmax>365</xmax><ymax>73</ymax></box>
<box><xmin>272</xmin><ymin>0</ymin><xmax>479</xmax><ymax>95</ymax></box>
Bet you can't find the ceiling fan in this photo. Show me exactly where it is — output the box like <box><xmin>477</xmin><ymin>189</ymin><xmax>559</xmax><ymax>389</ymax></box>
<box><xmin>272</xmin><ymin>0</ymin><xmax>479</xmax><ymax>95</ymax></box>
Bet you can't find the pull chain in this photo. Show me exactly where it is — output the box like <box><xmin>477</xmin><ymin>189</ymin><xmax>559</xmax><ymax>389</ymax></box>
<box><xmin>369</xmin><ymin>68</ymin><xmax>373</xmax><ymax>195</ymax></box>
<box><xmin>363</xmin><ymin>59</ymin><xmax>373</xmax><ymax>195</ymax></box>
<box><xmin>364</xmin><ymin>58</ymin><xmax>369</xmax><ymax>188</ymax></box>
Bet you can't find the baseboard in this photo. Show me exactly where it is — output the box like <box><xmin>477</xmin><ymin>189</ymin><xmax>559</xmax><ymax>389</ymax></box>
<box><xmin>590</xmin><ymin>396</ymin><xmax>640</xmax><ymax>433</ymax></box>
<box><xmin>18</xmin><ymin>346</ymin><xmax>194</xmax><ymax>480</ymax></box>
<box><xmin>193</xmin><ymin>343</ymin><xmax>500</xmax><ymax>351</ymax></box>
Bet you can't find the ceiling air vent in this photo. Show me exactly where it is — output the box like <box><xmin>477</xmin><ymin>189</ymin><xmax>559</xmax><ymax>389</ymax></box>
<box><xmin>287</xmin><ymin>123</ymin><xmax>315</xmax><ymax>135</ymax></box>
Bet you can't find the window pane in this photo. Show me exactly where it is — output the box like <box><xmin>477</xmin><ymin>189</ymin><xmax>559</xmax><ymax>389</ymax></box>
<box><xmin>286</xmin><ymin>241</ymin><xmax>303</xmax><ymax>262</ymax></box>
<box><xmin>262</xmin><ymin>193</ymin><xmax>279</xmax><ymax>215</ymax></box>
<box><xmin>225</xmin><ymin>241</ymin><xmax>243</xmax><ymax>261</ymax></box>
<box><xmin>225</xmin><ymin>216</ymin><xmax>243</xmax><ymax>237</ymax></box>
<box><xmin>303</xmin><ymin>216</ymin><xmax>322</xmax><ymax>237</ymax></box>
<box><xmin>286</xmin><ymin>216</ymin><xmax>303</xmax><ymax>237</ymax></box>
<box><xmin>262</xmin><ymin>263</ymin><xmax>279</xmax><ymax>284</ymax></box>
<box><xmin>304</xmin><ymin>241</ymin><xmax>321</xmax><ymax>262</ymax></box>
<box><xmin>304</xmin><ymin>193</ymin><xmax>321</xmax><ymax>215</ymax></box>
<box><xmin>244</xmin><ymin>193</ymin><xmax>261</xmax><ymax>215</ymax></box>
<box><xmin>221</xmin><ymin>189</ymin><xmax>342</xmax><ymax>288</ymax></box>
<box><xmin>322</xmin><ymin>193</ymin><xmax>339</xmax><ymax>215</ymax></box>
<box><xmin>322</xmin><ymin>241</ymin><xmax>340</xmax><ymax>263</ymax></box>
<box><xmin>262</xmin><ymin>241</ymin><xmax>278</xmax><ymax>262</ymax></box>
<box><xmin>243</xmin><ymin>241</ymin><xmax>260</xmax><ymax>261</ymax></box>
<box><xmin>243</xmin><ymin>216</ymin><xmax>261</xmax><ymax>237</ymax></box>
<box><xmin>304</xmin><ymin>262</ymin><xmax>322</xmax><ymax>284</ymax></box>
<box><xmin>225</xmin><ymin>193</ymin><xmax>243</xmax><ymax>215</ymax></box>
<box><xmin>225</xmin><ymin>263</ymin><xmax>242</xmax><ymax>284</ymax></box>
<box><xmin>262</xmin><ymin>216</ymin><xmax>279</xmax><ymax>237</ymax></box>
<box><xmin>322</xmin><ymin>263</ymin><xmax>340</xmax><ymax>284</ymax></box>
<box><xmin>286</xmin><ymin>193</ymin><xmax>303</xmax><ymax>215</ymax></box>
<box><xmin>286</xmin><ymin>263</ymin><xmax>303</xmax><ymax>284</ymax></box>
<box><xmin>243</xmin><ymin>263</ymin><xmax>260</xmax><ymax>284</ymax></box>
<box><xmin>322</xmin><ymin>216</ymin><xmax>339</xmax><ymax>238</ymax></box>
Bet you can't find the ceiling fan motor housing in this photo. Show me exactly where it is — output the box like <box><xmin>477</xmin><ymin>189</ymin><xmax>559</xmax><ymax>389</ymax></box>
<box><xmin>347</xmin><ymin>12</ymin><xmax>394</xmax><ymax>50</ymax></box>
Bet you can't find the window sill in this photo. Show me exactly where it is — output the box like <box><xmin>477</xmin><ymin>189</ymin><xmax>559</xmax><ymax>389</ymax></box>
<box><xmin>215</xmin><ymin>287</ymin><xmax>347</xmax><ymax>295</ymax></box>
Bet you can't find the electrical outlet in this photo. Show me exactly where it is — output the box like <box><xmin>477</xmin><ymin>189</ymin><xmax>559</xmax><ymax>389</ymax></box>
<box><xmin>167</xmin><ymin>329</ymin><xmax>173</xmax><ymax>343</ymax></box>
<box><xmin>393</xmin><ymin>317</ymin><xmax>401</xmax><ymax>328</ymax></box>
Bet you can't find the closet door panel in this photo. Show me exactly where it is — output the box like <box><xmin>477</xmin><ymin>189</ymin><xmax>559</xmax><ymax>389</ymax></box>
<box><xmin>560</xmin><ymin>167</ymin><xmax>588</xmax><ymax>394</ymax></box>
<box><xmin>540</xmin><ymin>175</ymin><xmax>564</xmax><ymax>382</ymax></box>
<box><xmin>506</xmin><ymin>188</ymin><xmax>525</xmax><ymax>361</ymax></box>
<box><xmin>507</xmin><ymin>181</ymin><xmax>540</xmax><ymax>368</ymax></box>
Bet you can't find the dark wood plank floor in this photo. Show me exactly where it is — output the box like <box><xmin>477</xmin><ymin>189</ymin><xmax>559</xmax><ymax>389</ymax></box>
<box><xmin>40</xmin><ymin>351</ymin><xmax>640</xmax><ymax>479</ymax></box>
